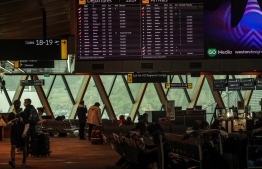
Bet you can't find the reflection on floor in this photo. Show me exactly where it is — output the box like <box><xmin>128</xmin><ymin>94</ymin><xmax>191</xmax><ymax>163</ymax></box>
<box><xmin>0</xmin><ymin>137</ymin><xmax>121</xmax><ymax>169</ymax></box>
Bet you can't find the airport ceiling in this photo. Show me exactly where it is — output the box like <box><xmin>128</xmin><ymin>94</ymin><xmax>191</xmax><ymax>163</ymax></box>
<box><xmin>0</xmin><ymin>0</ymin><xmax>74</xmax><ymax>75</ymax></box>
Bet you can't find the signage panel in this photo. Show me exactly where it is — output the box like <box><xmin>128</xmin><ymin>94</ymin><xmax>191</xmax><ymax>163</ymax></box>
<box><xmin>0</xmin><ymin>39</ymin><xmax>67</xmax><ymax>60</ymax></box>
<box><xmin>19</xmin><ymin>60</ymin><xmax>54</xmax><ymax>68</ymax></box>
<box><xmin>20</xmin><ymin>80</ymin><xmax>45</xmax><ymax>86</ymax></box>
<box><xmin>228</xmin><ymin>79</ymin><xmax>241</xmax><ymax>91</ymax></box>
<box><xmin>128</xmin><ymin>73</ymin><xmax>167</xmax><ymax>83</ymax></box>
<box><xmin>213</xmin><ymin>79</ymin><xmax>226</xmax><ymax>91</ymax></box>
<box><xmin>241</xmin><ymin>78</ymin><xmax>255</xmax><ymax>90</ymax></box>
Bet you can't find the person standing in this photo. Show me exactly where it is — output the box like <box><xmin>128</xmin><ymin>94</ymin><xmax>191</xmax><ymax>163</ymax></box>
<box><xmin>7</xmin><ymin>100</ymin><xmax>29</xmax><ymax>167</ymax></box>
<box><xmin>87</xmin><ymin>102</ymin><xmax>102</xmax><ymax>141</ymax></box>
<box><xmin>24</xmin><ymin>98</ymin><xmax>39</xmax><ymax>157</ymax></box>
<box><xmin>77</xmin><ymin>100</ymin><xmax>87</xmax><ymax>140</ymax></box>
<box><xmin>36</xmin><ymin>107</ymin><xmax>47</xmax><ymax>133</ymax></box>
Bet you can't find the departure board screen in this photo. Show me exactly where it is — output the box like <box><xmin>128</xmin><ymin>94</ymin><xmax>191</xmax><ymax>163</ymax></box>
<box><xmin>76</xmin><ymin>0</ymin><xmax>203</xmax><ymax>60</ymax></box>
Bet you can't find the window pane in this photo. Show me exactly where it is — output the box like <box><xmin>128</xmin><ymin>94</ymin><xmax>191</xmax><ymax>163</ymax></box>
<box><xmin>48</xmin><ymin>76</ymin><xmax>72</xmax><ymax>119</ymax></box>
<box><xmin>110</xmin><ymin>76</ymin><xmax>132</xmax><ymax>119</ymax></box>
<box><xmin>140</xmin><ymin>83</ymin><xmax>162</xmax><ymax>113</ymax></box>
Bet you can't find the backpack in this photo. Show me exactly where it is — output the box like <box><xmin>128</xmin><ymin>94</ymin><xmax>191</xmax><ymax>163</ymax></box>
<box><xmin>29</xmin><ymin>107</ymin><xmax>39</xmax><ymax>126</ymax></box>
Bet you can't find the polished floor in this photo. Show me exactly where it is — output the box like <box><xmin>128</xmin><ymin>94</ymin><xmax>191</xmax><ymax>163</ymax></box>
<box><xmin>0</xmin><ymin>136</ymin><xmax>121</xmax><ymax>169</ymax></box>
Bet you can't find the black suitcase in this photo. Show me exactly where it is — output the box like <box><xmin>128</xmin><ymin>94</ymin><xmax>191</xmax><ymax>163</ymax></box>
<box><xmin>90</xmin><ymin>125</ymin><xmax>103</xmax><ymax>144</ymax></box>
<box><xmin>36</xmin><ymin>133</ymin><xmax>50</xmax><ymax>156</ymax></box>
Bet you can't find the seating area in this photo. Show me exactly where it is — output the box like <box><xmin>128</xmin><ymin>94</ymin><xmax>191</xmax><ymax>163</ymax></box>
<box><xmin>39</xmin><ymin>119</ymin><xmax>88</xmax><ymax>137</ymax></box>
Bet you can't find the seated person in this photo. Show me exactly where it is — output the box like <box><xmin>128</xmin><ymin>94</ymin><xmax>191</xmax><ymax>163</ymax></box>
<box><xmin>128</xmin><ymin>122</ymin><xmax>158</xmax><ymax>168</ymax></box>
<box><xmin>210</xmin><ymin>120</ymin><xmax>228</xmax><ymax>139</ymax></box>
<box><xmin>210</xmin><ymin>120</ymin><xmax>226</xmax><ymax>131</ymax></box>
<box><xmin>117</xmin><ymin>115</ymin><xmax>126</xmax><ymax>125</ymax></box>
<box><xmin>55</xmin><ymin>115</ymin><xmax>65</xmax><ymax>121</ymax></box>
<box><xmin>122</xmin><ymin>116</ymin><xmax>134</xmax><ymax>125</ymax></box>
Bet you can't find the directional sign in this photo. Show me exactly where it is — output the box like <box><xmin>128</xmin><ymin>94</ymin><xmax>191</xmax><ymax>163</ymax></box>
<box><xmin>127</xmin><ymin>73</ymin><xmax>167</xmax><ymax>83</ymax></box>
<box><xmin>0</xmin><ymin>39</ymin><xmax>67</xmax><ymax>60</ymax></box>
<box><xmin>20</xmin><ymin>80</ymin><xmax>45</xmax><ymax>86</ymax></box>
<box><xmin>18</xmin><ymin>60</ymin><xmax>54</xmax><ymax>68</ymax></box>
<box><xmin>165</xmin><ymin>83</ymin><xmax>192</xmax><ymax>89</ymax></box>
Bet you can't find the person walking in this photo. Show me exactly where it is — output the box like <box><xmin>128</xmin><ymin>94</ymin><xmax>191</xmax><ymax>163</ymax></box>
<box><xmin>7</xmin><ymin>100</ymin><xmax>29</xmax><ymax>167</ymax></box>
<box><xmin>77</xmin><ymin>100</ymin><xmax>87</xmax><ymax>140</ymax></box>
<box><xmin>87</xmin><ymin>102</ymin><xmax>102</xmax><ymax>141</ymax></box>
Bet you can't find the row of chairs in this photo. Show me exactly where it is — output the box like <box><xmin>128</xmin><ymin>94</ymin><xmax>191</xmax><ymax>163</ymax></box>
<box><xmin>113</xmin><ymin>133</ymin><xmax>165</xmax><ymax>169</ymax></box>
<box><xmin>39</xmin><ymin>120</ymin><xmax>75</xmax><ymax>135</ymax></box>
<box><xmin>165</xmin><ymin>129</ymin><xmax>224</xmax><ymax>169</ymax></box>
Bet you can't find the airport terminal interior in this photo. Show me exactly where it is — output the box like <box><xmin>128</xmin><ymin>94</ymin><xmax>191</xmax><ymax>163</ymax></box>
<box><xmin>1</xmin><ymin>0</ymin><xmax>262</xmax><ymax>169</ymax></box>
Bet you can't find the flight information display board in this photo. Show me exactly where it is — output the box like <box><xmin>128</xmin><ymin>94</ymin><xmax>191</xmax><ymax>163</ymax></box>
<box><xmin>0</xmin><ymin>39</ymin><xmax>67</xmax><ymax>60</ymax></box>
<box><xmin>76</xmin><ymin>0</ymin><xmax>203</xmax><ymax>60</ymax></box>
<box><xmin>256</xmin><ymin>78</ymin><xmax>262</xmax><ymax>90</ymax></box>
<box><xmin>228</xmin><ymin>79</ymin><xmax>241</xmax><ymax>91</ymax></box>
<box><xmin>20</xmin><ymin>80</ymin><xmax>45</xmax><ymax>86</ymax></box>
<box><xmin>241</xmin><ymin>78</ymin><xmax>255</xmax><ymax>90</ymax></box>
<box><xmin>213</xmin><ymin>79</ymin><xmax>226</xmax><ymax>91</ymax></box>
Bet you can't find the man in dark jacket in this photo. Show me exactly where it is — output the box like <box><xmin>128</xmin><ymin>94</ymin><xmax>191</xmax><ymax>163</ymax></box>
<box><xmin>77</xmin><ymin>100</ymin><xmax>87</xmax><ymax>140</ymax></box>
<box><xmin>24</xmin><ymin>98</ymin><xmax>39</xmax><ymax>156</ymax></box>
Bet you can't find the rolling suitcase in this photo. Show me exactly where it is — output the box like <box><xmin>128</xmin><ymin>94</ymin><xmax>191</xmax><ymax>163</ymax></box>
<box><xmin>36</xmin><ymin>133</ymin><xmax>50</xmax><ymax>156</ymax></box>
<box><xmin>90</xmin><ymin>125</ymin><xmax>103</xmax><ymax>144</ymax></box>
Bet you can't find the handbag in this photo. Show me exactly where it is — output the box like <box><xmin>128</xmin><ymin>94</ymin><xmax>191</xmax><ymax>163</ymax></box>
<box><xmin>0</xmin><ymin>118</ymin><xmax>6</xmax><ymax>127</ymax></box>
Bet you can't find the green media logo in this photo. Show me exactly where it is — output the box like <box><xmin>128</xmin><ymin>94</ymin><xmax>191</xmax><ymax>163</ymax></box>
<box><xmin>207</xmin><ymin>48</ymin><xmax>217</xmax><ymax>57</ymax></box>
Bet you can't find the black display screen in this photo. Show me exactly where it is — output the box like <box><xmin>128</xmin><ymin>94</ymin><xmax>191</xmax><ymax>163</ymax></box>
<box><xmin>205</xmin><ymin>0</ymin><xmax>262</xmax><ymax>59</ymax></box>
<box><xmin>241</xmin><ymin>78</ymin><xmax>255</xmax><ymax>90</ymax></box>
<box><xmin>213</xmin><ymin>79</ymin><xmax>226</xmax><ymax>91</ymax></box>
<box><xmin>76</xmin><ymin>0</ymin><xmax>204</xmax><ymax>60</ymax></box>
<box><xmin>228</xmin><ymin>79</ymin><xmax>241</xmax><ymax>91</ymax></box>
<box><xmin>20</xmin><ymin>80</ymin><xmax>45</xmax><ymax>86</ymax></box>
<box><xmin>0</xmin><ymin>39</ymin><xmax>67</xmax><ymax>60</ymax></box>
<box><xmin>256</xmin><ymin>78</ymin><xmax>262</xmax><ymax>90</ymax></box>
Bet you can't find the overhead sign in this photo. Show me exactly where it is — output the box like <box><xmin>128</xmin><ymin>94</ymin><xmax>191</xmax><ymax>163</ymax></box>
<box><xmin>15</xmin><ymin>60</ymin><xmax>54</xmax><ymax>68</ymax></box>
<box><xmin>256</xmin><ymin>78</ymin><xmax>262</xmax><ymax>90</ymax></box>
<box><xmin>20</xmin><ymin>79</ymin><xmax>45</xmax><ymax>86</ymax></box>
<box><xmin>213</xmin><ymin>79</ymin><xmax>226</xmax><ymax>91</ymax></box>
<box><xmin>228</xmin><ymin>79</ymin><xmax>241</xmax><ymax>91</ymax></box>
<box><xmin>0</xmin><ymin>39</ymin><xmax>67</xmax><ymax>60</ymax></box>
<box><xmin>165</xmin><ymin>83</ymin><xmax>192</xmax><ymax>89</ymax></box>
<box><xmin>241</xmin><ymin>78</ymin><xmax>255</xmax><ymax>90</ymax></box>
<box><xmin>127</xmin><ymin>73</ymin><xmax>167</xmax><ymax>83</ymax></box>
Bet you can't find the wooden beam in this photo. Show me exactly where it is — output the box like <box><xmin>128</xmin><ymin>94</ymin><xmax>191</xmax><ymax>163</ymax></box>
<box><xmin>154</xmin><ymin>83</ymin><xmax>167</xmax><ymax>110</ymax></box>
<box><xmin>70</xmin><ymin>75</ymin><xmax>91</xmax><ymax>119</ymax></box>
<box><xmin>206</xmin><ymin>75</ymin><xmax>225</xmax><ymax>108</ymax></box>
<box><xmin>189</xmin><ymin>75</ymin><xmax>205</xmax><ymax>108</ymax></box>
<box><xmin>130</xmin><ymin>83</ymin><xmax>148</xmax><ymax>121</ymax></box>
<box><xmin>92</xmin><ymin>75</ymin><xmax>116</xmax><ymax>120</ymax></box>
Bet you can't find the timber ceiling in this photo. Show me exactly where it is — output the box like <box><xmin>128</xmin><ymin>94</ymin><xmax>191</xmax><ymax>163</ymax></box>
<box><xmin>0</xmin><ymin>0</ymin><xmax>75</xmax><ymax>74</ymax></box>
<box><xmin>0</xmin><ymin>0</ymin><xmax>73</xmax><ymax>39</ymax></box>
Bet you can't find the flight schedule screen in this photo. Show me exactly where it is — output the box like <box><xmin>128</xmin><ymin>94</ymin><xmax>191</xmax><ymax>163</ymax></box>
<box><xmin>76</xmin><ymin>0</ymin><xmax>203</xmax><ymax>60</ymax></box>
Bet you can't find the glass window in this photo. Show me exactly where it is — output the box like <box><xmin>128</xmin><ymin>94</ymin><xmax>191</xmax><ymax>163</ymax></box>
<box><xmin>0</xmin><ymin>75</ymin><xmax>23</xmax><ymax>112</ymax></box>
<box><xmin>140</xmin><ymin>83</ymin><xmax>162</xmax><ymax>113</ymax></box>
<box><xmin>109</xmin><ymin>75</ymin><xmax>133</xmax><ymax>119</ymax></box>
<box><xmin>48</xmin><ymin>76</ymin><xmax>73</xmax><ymax>119</ymax></box>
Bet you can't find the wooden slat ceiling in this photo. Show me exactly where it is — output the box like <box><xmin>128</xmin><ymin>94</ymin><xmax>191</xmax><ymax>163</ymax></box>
<box><xmin>0</xmin><ymin>0</ymin><xmax>72</xmax><ymax>39</ymax></box>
